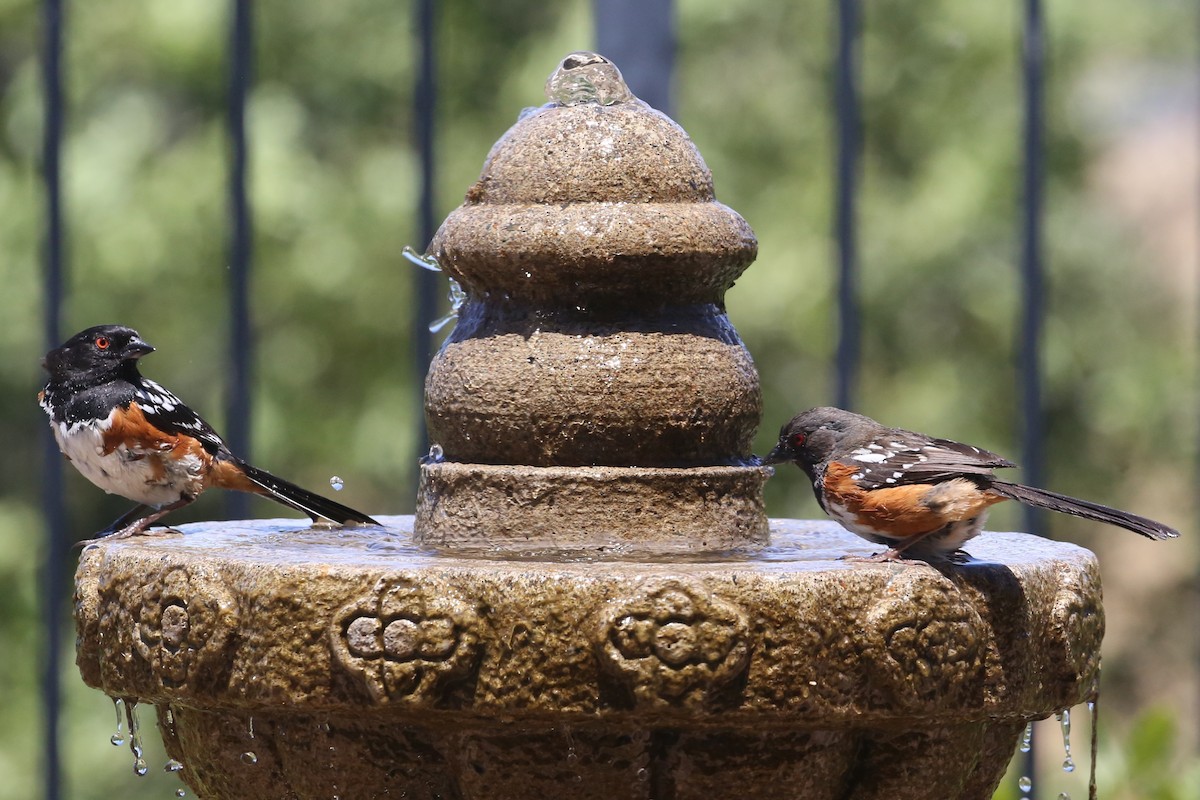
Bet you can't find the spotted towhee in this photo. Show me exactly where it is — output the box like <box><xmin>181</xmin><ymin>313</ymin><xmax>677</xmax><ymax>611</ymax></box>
<box><xmin>764</xmin><ymin>406</ymin><xmax>1179</xmax><ymax>560</ymax></box>
<box><xmin>40</xmin><ymin>325</ymin><xmax>379</xmax><ymax>541</ymax></box>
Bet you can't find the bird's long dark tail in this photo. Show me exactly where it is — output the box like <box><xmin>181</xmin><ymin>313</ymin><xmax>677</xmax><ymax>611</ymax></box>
<box><xmin>988</xmin><ymin>480</ymin><xmax>1178</xmax><ymax>541</ymax></box>
<box><xmin>237</xmin><ymin>461</ymin><xmax>380</xmax><ymax>526</ymax></box>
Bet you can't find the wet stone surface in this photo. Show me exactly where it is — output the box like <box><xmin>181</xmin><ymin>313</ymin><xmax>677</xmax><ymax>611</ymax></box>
<box><xmin>75</xmin><ymin>519</ymin><xmax>1102</xmax><ymax>799</ymax></box>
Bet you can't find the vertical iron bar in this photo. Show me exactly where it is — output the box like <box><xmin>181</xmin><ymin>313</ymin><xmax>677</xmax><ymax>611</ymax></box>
<box><xmin>413</xmin><ymin>0</ymin><xmax>438</xmax><ymax>461</ymax></box>
<box><xmin>225</xmin><ymin>0</ymin><xmax>253</xmax><ymax>520</ymax></box>
<box><xmin>1018</xmin><ymin>0</ymin><xmax>1046</xmax><ymax>794</ymax></box>
<box><xmin>593</xmin><ymin>0</ymin><xmax>676</xmax><ymax>116</ymax></box>
<box><xmin>834</xmin><ymin>0</ymin><xmax>861</xmax><ymax>410</ymax></box>
<box><xmin>39</xmin><ymin>1</ymin><xmax>66</xmax><ymax>798</ymax></box>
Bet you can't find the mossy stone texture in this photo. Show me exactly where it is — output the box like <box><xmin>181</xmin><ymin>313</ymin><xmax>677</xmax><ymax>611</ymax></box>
<box><xmin>75</xmin><ymin>521</ymin><xmax>1102</xmax><ymax>800</ymax></box>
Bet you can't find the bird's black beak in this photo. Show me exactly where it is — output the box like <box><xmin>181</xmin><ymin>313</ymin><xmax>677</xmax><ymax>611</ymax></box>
<box><xmin>124</xmin><ymin>336</ymin><xmax>155</xmax><ymax>358</ymax></box>
<box><xmin>761</xmin><ymin>443</ymin><xmax>790</xmax><ymax>465</ymax></box>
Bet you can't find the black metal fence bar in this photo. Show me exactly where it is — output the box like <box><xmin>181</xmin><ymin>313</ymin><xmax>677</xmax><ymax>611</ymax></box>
<box><xmin>1018</xmin><ymin>0</ymin><xmax>1047</xmax><ymax>793</ymax></box>
<box><xmin>834</xmin><ymin>0</ymin><xmax>861</xmax><ymax>410</ymax></box>
<box><xmin>594</xmin><ymin>0</ymin><xmax>676</xmax><ymax>116</ymax></box>
<box><xmin>39</xmin><ymin>0</ymin><xmax>67</xmax><ymax>797</ymax></box>
<box><xmin>413</xmin><ymin>0</ymin><xmax>438</xmax><ymax>460</ymax></box>
<box><xmin>225</xmin><ymin>0</ymin><xmax>254</xmax><ymax>521</ymax></box>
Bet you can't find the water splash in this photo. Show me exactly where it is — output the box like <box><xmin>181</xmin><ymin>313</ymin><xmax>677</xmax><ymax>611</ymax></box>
<box><xmin>109</xmin><ymin>697</ymin><xmax>125</xmax><ymax>747</ymax></box>
<box><xmin>329</xmin><ymin>476</ymin><xmax>344</xmax><ymax>491</ymax></box>
<box><xmin>429</xmin><ymin>279</ymin><xmax>467</xmax><ymax>334</ymax></box>
<box><xmin>420</xmin><ymin>443</ymin><xmax>445</xmax><ymax>465</ymax></box>
<box><xmin>1019</xmin><ymin>721</ymin><xmax>1033</xmax><ymax>753</ymax></box>
<box><xmin>1057</xmin><ymin>709</ymin><xmax>1075</xmax><ymax>773</ymax></box>
<box><xmin>124</xmin><ymin>699</ymin><xmax>148</xmax><ymax>776</ymax></box>
<box><xmin>545</xmin><ymin>52</ymin><xmax>634</xmax><ymax>106</ymax></box>
<box><xmin>402</xmin><ymin>245</ymin><xmax>441</xmax><ymax>272</ymax></box>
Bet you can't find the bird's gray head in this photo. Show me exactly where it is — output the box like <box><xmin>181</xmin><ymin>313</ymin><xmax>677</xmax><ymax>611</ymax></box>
<box><xmin>761</xmin><ymin>406</ymin><xmax>877</xmax><ymax>476</ymax></box>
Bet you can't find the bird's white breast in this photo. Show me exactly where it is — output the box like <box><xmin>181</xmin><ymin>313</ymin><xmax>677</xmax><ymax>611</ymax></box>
<box><xmin>52</xmin><ymin>410</ymin><xmax>204</xmax><ymax>507</ymax></box>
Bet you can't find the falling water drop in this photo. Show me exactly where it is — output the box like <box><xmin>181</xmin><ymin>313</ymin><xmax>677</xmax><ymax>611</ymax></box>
<box><xmin>1019</xmin><ymin>721</ymin><xmax>1033</xmax><ymax>753</ymax></box>
<box><xmin>1057</xmin><ymin>709</ymin><xmax>1075</xmax><ymax>773</ymax></box>
<box><xmin>125</xmin><ymin>699</ymin><xmax>147</xmax><ymax>776</ymax></box>
<box><xmin>165</xmin><ymin>759</ymin><xmax>184</xmax><ymax>773</ymax></box>
<box><xmin>545</xmin><ymin>51</ymin><xmax>634</xmax><ymax>106</ymax></box>
<box><xmin>1018</xmin><ymin>775</ymin><xmax>1032</xmax><ymax>793</ymax></box>
<box><xmin>109</xmin><ymin>697</ymin><xmax>125</xmax><ymax>746</ymax></box>
<box><xmin>402</xmin><ymin>245</ymin><xmax>442</xmax><ymax>272</ymax></box>
<box><xmin>241</xmin><ymin>751</ymin><xmax>258</xmax><ymax>766</ymax></box>
<box><xmin>176</xmin><ymin>790</ymin><xmax>187</xmax><ymax>798</ymax></box>
<box><xmin>329</xmin><ymin>476</ymin><xmax>344</xmax><ymax>491</ymax></box>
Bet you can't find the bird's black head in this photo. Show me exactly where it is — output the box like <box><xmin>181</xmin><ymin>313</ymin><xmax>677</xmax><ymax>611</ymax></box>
<box><xmin>42</xmin><ymin>325</ymin><xmax>155</xmax><ymax>384</ymax></box>
<box><xmin>762</xmin><ymin>406</ymin><xmax>874</xmax><ymax>476</ymax></box>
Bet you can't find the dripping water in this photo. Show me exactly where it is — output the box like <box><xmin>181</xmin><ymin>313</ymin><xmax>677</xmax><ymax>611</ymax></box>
<box><xmin>1087</xmin><ymin>696</ymin><xmax>1099</xmax><ymax>800</ymax></box>
<box><xmin>1057</xmin><ymin>709</ymin><xmax>1075</xmax><ymax>773</ymax></box>
<box><xmin>124</xmin><ymin>699</ymin><xmax>148</xmax><ymax>776</ymax></box>
<box><xmin>109</xmin><ymin>697</ymin><xmax>125</xmax><ymax>746</ymax></box>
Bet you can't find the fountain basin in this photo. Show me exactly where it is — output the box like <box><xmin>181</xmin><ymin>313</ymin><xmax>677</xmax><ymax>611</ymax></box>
<box><xmin>75</xmin><ymin>519</ymin><xmax>1101</xmax><ymax>799</ymax></box>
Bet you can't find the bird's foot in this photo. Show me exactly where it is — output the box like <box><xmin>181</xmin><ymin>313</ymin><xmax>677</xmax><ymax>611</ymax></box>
<box><xmin>840</xmin><ymin>548</ymin><xmax>923</xmax><ymax>564</ymax></box>
<box><xmin>74</xmin><ymin>523</ymin><xmax>182</xmax><ymax>549</ymax></box>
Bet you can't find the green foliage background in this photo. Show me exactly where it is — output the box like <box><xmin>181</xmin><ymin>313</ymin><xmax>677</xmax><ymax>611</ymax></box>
<box><xmin>0</xmin><ymin>1</ymin><xmax>1196</xmax><ymax>797</ymax></box>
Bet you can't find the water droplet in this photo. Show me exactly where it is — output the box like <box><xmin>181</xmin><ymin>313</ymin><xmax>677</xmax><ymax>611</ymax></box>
<box><xmin>1018</xmin><ymin>775</ymin><xmax>1032</xmax><ymax>793</ymax></box>
<box><xmin>566</xmin><ymin>751</ymin><xmax>579</xmax><ymax>765</ymax></box>
<box><xmin>429</xmin><ymin>278</ymin><xmax>468</xmax><ymax>334</ymax></box>
<box><xmin>545</xmin><ymin>51</ymin><xmax>634</xmax><ymax>106</ymax></box>
<box><xmin>420</xmin><ymin>444</ymin><xmax>445</xmax><ymax>465</ymax></box>
<box><xmin>241</xmin><ymin>751</ymin><xmax>258</xmax><ymax>765</ymax></box>
<box><xmin>176</xmin><ymin>790</ymin><xmax>187</xmax><ymax>798</ymax></box>
<box><xmin>109</xmin><ymin>697</ymin><xmax>126</xmax><ymax>746</ymax></box>
<box><xmin>1058</xmin><ymin>793</ymin><xmax>1070</xmax><ymax>800</ymax></box>
<box><xmin>1057</xmin><ymin>709</ymin><xmax>1075</xmax><ymax>773</ymax></box>
<box><xmin>164</xmin><ymin>759</ymin><xmax>184</xmax><ymax>773</ymax></box>
<box><xmin>133</xmin><ymin>757</ymin><xmax>148</xmax><ymax>776</ymax></box>
<box><xmin>636</xmin><ymin>767</ymin><xmax>649</xmax><ymax>782</ymax></box>
<box><xmin>329</xmin><ymin>476</ymin><xmax>344</xmax><ymax>491</ymax></box>
<box><xmin>1019</xmin><ymin>721</ymin><xmax>1033</xmax><ymax>753</ymax></box>
<box><xmin>402</xmin><ymin>245</ymin><xmax>442</xmax><ymax>272</ymax></box>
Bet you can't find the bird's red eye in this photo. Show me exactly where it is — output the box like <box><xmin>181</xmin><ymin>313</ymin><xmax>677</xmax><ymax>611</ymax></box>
<box><xmin>95</xmin><ymin>336</ymin><xmax>110</xmax><ymax>350</ymax></box>
<box><xmin>790</xmin><ymin>432</ymin><xmax>806</xmax><ymax>448</ymax></box>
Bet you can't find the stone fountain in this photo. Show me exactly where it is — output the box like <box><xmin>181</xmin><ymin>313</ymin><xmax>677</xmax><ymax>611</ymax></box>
<box><xmin>74</xmin><ymin>53</ymin><xmax>1102</xmax><ymax>800</ymax></box>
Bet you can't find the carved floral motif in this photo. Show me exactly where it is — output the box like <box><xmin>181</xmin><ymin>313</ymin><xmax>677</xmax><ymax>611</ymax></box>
<box><xmin>330</xmin><ymin>577</ymin><xmax>481</xmax><ymax>704</ymax></box>
<box><xmin>596</xmin><ymin>579</ymin><xmax>750</xmax><ymax>708</ymax></box>
<box><xmin>131</xmin><ymin>566</ymin><xmax>238</xmax><ymax>688</ymax></box>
